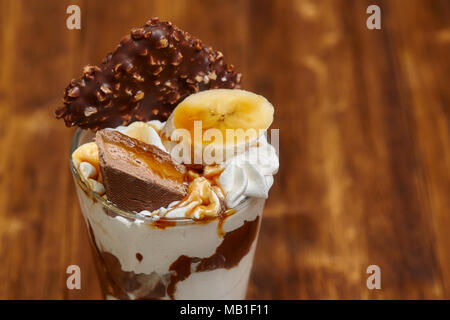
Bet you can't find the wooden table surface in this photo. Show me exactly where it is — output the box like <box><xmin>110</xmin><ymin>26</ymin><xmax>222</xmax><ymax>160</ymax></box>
<box><xmin>0</xmin><ymin>0</ymin><xmax>449</xmax><ymax>299</ymax></box>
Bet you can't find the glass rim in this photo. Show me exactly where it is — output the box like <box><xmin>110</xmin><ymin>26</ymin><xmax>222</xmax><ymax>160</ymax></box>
<box><xmin>69</xmin><ymin>127</ymin><xmax>250</xmax><ymax>225</ymax></box>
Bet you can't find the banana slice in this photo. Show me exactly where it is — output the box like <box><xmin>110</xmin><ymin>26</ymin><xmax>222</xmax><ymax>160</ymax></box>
<box><xmin>163</xmin><ymin>89</ymin><xmax>274</xmax><ymax>165</ymax></box>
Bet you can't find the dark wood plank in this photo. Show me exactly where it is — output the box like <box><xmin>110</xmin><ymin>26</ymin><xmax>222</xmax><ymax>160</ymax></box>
<box><xmin>0</xmin><ymin>0</ymin><xmax>448</xmax><ymax>299</ymax></box>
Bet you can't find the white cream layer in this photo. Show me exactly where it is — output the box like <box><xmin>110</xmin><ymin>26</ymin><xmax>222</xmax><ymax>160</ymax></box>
<box><xmin>75</xmin><ymin>179</ymin><xmax>265</xmax><ymax>299</ymax></box>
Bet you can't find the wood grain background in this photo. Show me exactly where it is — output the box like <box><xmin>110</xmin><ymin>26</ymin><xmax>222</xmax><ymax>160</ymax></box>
<box><xmin>0</xmin><ymin>0</ymin><xmax>449</xmax><ymax>299</ymax></box>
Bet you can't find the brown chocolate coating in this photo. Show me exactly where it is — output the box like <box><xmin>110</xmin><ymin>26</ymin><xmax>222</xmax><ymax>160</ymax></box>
<box><xmin>55</xmin><ymin>18</ymin><xmax>242</xmax><ymax>131</ymax></box>
<box><xmin>96</xmin><ymin>129</ymin><xmax>187</xmax><ymax>212</ymax></box>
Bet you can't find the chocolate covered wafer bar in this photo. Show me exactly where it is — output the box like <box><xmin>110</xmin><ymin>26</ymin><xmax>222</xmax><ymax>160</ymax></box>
<box><xmin>96</xmin><ymin>129</ymin><xmax>187</xmax><ymax>212</ymax></box>
<box><xmin>55</xmin><ymin>18</ymin><xmax>241</xmax><ymax>131</ymax></box>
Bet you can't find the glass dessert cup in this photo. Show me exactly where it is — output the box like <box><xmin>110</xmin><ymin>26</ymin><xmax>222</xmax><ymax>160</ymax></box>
<box><xmin>70</xmin><ymin>128</ymin><xmax>266</xmax><ymax>300</ymax></box>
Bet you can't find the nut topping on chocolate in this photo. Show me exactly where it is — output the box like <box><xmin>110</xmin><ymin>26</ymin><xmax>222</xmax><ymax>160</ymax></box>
<box><xmin>55</xmin><ymin>18</ymin><xmax>241</xmax><ymax>131</ymax></box>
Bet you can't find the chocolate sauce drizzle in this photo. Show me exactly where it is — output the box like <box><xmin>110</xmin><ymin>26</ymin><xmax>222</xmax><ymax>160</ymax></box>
<box><xmin>87</xmin><ymin>222</ymin><xmax>166</xmax><ymax>299</ymax></box>
<box><xmin>167</xmin><ymin>216</ymin><xmax>260</xmax><ymax>299</ymax></box>
<box><xmin>86</xmin><ymin>216</ymin><xmax>259</xmax><ymax>300</ymax></box>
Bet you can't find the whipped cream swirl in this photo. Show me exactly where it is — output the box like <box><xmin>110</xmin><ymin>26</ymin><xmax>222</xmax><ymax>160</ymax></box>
<box><xmin>219</xmin><ymin>135</ymin><xmax>279</xmax><ymax>208</ymax></box>
<box><xmin>115</xmin><ymin>120</ymin><xmax>167</xmax><ymax>152</ymax></box>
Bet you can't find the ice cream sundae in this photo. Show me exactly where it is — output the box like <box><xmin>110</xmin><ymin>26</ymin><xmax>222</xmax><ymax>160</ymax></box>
<box><xmin>56</xmin><ymin>18</ymin><xmax>278</xmax><ymax>299</ymax></box>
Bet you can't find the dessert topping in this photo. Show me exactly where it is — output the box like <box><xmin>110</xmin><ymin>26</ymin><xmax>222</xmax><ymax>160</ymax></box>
<box><xmin>96</xmin><ymin>130</ymin><xmax>187</xmax><ymax>212</ymax></box>
<box><xmin>55</xmin><ymin>19</ymin><xmax>241</xmax><ymax>131</ymax></box>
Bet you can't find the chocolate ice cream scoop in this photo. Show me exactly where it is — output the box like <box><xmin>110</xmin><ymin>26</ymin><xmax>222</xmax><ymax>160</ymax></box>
<box><xmin>96</xmin><ymin>129</ymin><xmax>187</xmax><ymax>212</ymax></box>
